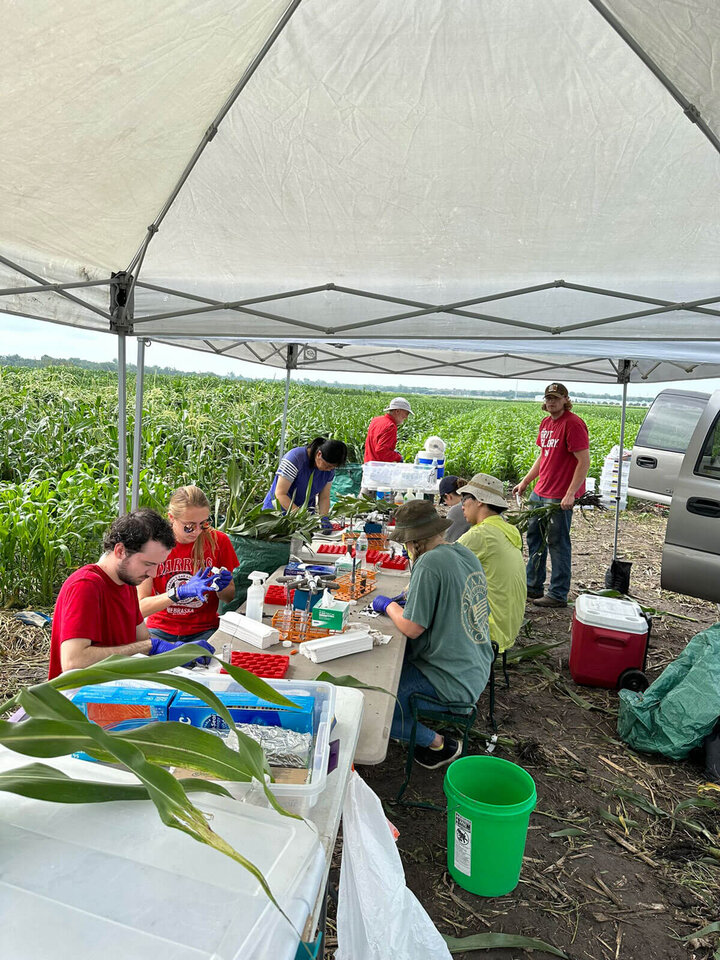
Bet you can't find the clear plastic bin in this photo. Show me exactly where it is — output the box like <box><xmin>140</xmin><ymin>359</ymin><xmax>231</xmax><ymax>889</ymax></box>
<box><xmin>362</xmin><ymin>460</ymin><xmax>437</xmax><ymax>491</ymax></box>
<box><xmin>188</xmin><ymin>674</ymin><xmax>336</xmax><ymax>817</ymax></box>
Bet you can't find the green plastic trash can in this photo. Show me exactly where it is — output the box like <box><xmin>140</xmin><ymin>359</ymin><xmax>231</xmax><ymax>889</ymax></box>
<box><xmin>444</xmin><ymin>755</ymin><xmax>536</xmax><ymax>896</ymax></box>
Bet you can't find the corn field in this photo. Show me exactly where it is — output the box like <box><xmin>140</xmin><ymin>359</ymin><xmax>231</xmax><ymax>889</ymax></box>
<box><xmin>0</xmin><ymin>365</ymin><xmax>644</xmax><ymax>606</ymax></box>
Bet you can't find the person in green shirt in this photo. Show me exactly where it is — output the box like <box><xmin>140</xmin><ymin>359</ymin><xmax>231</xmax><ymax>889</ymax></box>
<box><xmin>457</xmin><ymin>474</ymin><xmax>527</xmax><ymax>654</ymax></box>
<box><xmin>371</xmin><ymin>500</ymin><xmax>493</xmax><ymax>769</ymax></box>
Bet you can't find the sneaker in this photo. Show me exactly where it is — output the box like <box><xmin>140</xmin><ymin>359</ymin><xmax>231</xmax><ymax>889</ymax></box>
<box><xmin>526</xmin><ymin>589</ymin><xmax>544</xmax><ymax>600</ymax></box>
<box><xmin>414</xmin><ymin>737</ymin><xmax>462</xmax><ymax>770</ymax></box>
<box><xmin>532</xmin><ymin>594</ymin><xmax>567</xmax><ymax>608</ymax></box>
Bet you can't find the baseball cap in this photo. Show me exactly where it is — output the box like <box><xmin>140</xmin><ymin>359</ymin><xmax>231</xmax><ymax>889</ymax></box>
<box><xmin>384</xmin><ymin>397</ymin><xmax>413</xmax><ymax>414</ymax></box>
<box><xmin>544</xmin><ymin>382</ymin><xmax>569</xmax><ymax>398</ymax></box>
<box><xmin>438</xmin><ymin>475</ymin><xmax>461</xmax><ymax>498</ymax></box>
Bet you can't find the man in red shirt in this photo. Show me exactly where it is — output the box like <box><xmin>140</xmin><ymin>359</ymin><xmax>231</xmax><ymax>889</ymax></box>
<box><xmin>512</xmin><ymin>383</ymin><xmax>590</xmax><ymax>608</ymax></box>
<box><xmin>364</xmin><ymin>397</ymin><xmax>413</xmax><ymax>463</ymax></box>
<box><xmin>48</xmin><ymin>508</ymin><xmax>211</xmax><ymax>679</ymax></box>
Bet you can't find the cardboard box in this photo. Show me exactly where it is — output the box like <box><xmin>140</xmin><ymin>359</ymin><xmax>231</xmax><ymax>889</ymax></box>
<box><xmin>311</xmin><ymin>597</ymin><xmax>350</xmax><ymax>631</ymax></box>
<box><xmin>167</xmin><ymin>690</ymin><xmax>315</xmax><ymax>735</ymax></box>
<box><xmin>71</xmin><ymin>684</ymin><xmax>175</xmax><ymax>732</ymax></box>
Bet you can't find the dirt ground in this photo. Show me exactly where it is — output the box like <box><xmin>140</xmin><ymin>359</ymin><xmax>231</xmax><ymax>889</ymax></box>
<box><xmin>2</xmin><ymin>506</ymin><xmax>719</xmax><ymax>958</ymax></box>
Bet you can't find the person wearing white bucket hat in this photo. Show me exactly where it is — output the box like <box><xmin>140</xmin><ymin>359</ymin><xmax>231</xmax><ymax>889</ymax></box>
<box><xmin>363</xmin><ymin>397</ymin><xmax>413</xmax><ymax>465</ymax></box>
<box><xmin>457</xmin><ymin>474</ymin><xmax>526</xmax><ymax>654</ymax></box>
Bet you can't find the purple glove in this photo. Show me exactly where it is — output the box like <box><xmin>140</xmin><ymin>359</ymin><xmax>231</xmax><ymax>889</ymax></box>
<box><xmin>212</xmin><ymin>568</ymin><xmax>233</xmax><ymax>591</ymax></box>
<box><xmin>149</xmin><ymin>637</ymin><xmax>215</xmax><ymax>668</ymax></box>
<box><xmin>372</xmin><ymin>595</ymin><xmax>393</xmax><ymax>615</ymax></box>
<box><xmin>176</xmin><ymin>567</ymin><xmax>214</xmax><ymax>602</ymax></box>
<box><xmin>390</xmin><ymin>592</ymin><xmax>407</xmax><ymax>608</ymax></box>
<box><xmin>320</xmin><ymin>515</ymin><xmax>333</xmax><ymax>533</ymax></box>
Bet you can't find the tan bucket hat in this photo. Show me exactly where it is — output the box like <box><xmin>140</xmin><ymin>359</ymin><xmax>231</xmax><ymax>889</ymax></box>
<box><xmin>392</xmin><ymin>500</ymin><xmax>451</xmax><ymax>542</ymax></box>
<box><xmin>456</xmin><ymin>473</ymin><xmax>509</xmax><ymax>511</ymax></box>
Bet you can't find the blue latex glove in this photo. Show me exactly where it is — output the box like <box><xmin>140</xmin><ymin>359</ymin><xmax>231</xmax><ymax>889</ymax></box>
<box><xmin>149</xmin><ymin>637</ymin><xmax>215</xmax><ymax>668</ymax></box>
<box><xmin>176</xmin><ymin>567</ymin><xmax>214</xmax><ymax>602</ymax></box>
<box><xmin>320</xmin><ymin>515</ymin><xmax>333</xmax><ymax>533</ymax></box>
<box><xmin>372</xmin><ymin>595</ymin><xmax>393</xmax><ymax>615</ymax></box>
<box><xmin>212</xmin><ymin>568</ymin><xmax>233</xmax><ymax>591</ymax></box>
<box><xmin>390</xmin><ymin>591</ymin><xmax>407</xmax><ymax>608</ymax></box>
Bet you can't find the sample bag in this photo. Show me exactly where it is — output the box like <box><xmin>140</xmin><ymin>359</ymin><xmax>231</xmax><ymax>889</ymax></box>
<box><xmin>335</xmin><ymin>771</ymin><xmax>451</xmax><ymax>960</ymax></box>
<box><xmin>617</xmin><ymin>622</ymin><xmax>720</xmax><ymax>760</ymax></box>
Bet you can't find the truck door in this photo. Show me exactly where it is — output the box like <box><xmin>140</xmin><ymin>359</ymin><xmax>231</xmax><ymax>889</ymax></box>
<box><xmin>662</xmin><ymin>389</ymin><xmax>720</xmax><ymax>603</ymax></box>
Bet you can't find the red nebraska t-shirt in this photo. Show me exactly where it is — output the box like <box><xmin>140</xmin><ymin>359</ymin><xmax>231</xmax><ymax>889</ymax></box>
<box><xmin>146</xmin><ymin>531</ymin><xmax>238</xmax><ymax>637</ymax></box>
<box><xmin>534</xmin><ymin>411</ymin><xmax>589</xmax><ymax>500</ymax></box>
<box><xmin>48</xmin><ymin>565</ymin><xmax>143</xmax><ymax>679</ymax></box>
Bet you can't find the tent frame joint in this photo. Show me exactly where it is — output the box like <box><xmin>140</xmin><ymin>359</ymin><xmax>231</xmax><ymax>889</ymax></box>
<box><xmin>110</xmin><ymin>271</ymin><xmax>135</xmax><ymax>333</ymax></box>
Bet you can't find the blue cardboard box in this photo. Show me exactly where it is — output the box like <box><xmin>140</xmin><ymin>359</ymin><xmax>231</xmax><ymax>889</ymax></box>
<box><xmin>168</xmin><ymin>690</ymin><xmax>315</xmax><ymax>735</ymax></box>
<box><xmin>72</xmin><ymin>683</ymin><xmax>175</xmax><ymax>732</ymax></box>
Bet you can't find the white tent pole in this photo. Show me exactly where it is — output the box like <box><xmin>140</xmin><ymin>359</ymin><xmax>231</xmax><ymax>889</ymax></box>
<box><xmin>117</xmin><ymin>332</ymin><xmax>128</xmax><ymax>515</ymax></box>
<box><xmin>131</xmin><ymin>338</ymin><xmax>146</xmax><ymax>511</ymax></box>
<box><xmin>279</xmin><ymin>344</ymin><xmax>298</xmax><ymax>460</ymax></box>
<box><xmin>612</xmin><ymin>363</ymin><xmax>630</xmax><ymax>561</ymax></box>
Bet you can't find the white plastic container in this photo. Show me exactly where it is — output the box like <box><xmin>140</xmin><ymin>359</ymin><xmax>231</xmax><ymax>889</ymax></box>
<box><xmin>300</xmin><ymin>629</ymin><xmax>374</xmax><ymax>663</ymax></box>
<box><xmin>188</xmin><ymin>675</ymin><xmax>337</xmax><ymax>817</ymax></box>
<box><xmin>362</xmin><ymin>460</ymin><xmax>437</xmax><ymax>492</ymax></box>
<box><xmin>245</xmin><ymin>570</ymin><xmax>269</xmax><ymax>622</ymax></box>
<box><xmin>0</xmin><ymin>746</ymin><xmax>324</xmax><ymax>960</ymax></box>
<box><xmin>218</xmin><ymin>611</ymin><xmax>279</xmax><ymax>649</ymax></box>
<box><xmin>355</xmin><ymin>530</ymin><xmax>368</xmax><ymax>571</ymax></box>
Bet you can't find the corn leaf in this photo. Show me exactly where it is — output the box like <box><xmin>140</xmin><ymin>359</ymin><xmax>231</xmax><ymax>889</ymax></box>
<box><xmin>443</xmin><ymin>932</ymin><xmax>570</xmax><ymax>957</ymax></box>
<box><xmin>0</xmin><ymin>762</ymin><xmax>233</xmax><ymax>803</ymax></box>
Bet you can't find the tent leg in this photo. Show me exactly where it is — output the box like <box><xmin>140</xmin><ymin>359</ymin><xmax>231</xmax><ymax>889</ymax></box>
<box><xmin>131</xmin><ymin>338</ymin><xmax>146</xmax><ymax>511</ymax></box>
<box><xmin>279</xmin><ymin>344</ymin><xmax>298</xmax><ymax>460</ymax></box>
<box><xmin>118</xmin><ymin>332</ymin><xmax>128</xmax><ymax>516</ymax></box>
<box><xmin>612</xmin><ymin>374</ymin><xmax>629</xmax><ymax>562</ymax></box>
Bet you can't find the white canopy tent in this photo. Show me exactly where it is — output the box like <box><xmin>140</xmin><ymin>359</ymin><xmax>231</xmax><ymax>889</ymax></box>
<box><xmin>2</xmin><ymin>0</ymin><xmax>720</xmax><ymax>543</ymax></box>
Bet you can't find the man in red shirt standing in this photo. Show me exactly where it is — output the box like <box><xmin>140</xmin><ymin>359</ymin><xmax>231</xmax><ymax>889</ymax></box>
<box><xmin>48</xmin><ymin>508</ymin><xmax>213</xmax><ymax>679</ymax></box>
<box><xmin>364</xmin><ymin>397</ymin><xmax>413</xmax><ymax>463</ymax></box>
<box><xmin>512</xmin><ymin>383</ymin><xmax>590</xmax><ymax>608</ymax></box>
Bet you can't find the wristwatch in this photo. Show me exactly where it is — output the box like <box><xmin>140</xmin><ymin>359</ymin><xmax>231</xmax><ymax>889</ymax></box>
<box><xmin>166</xmin><ymin>586</ymin><xmax>179</xmax><ymax>604</ymax></box>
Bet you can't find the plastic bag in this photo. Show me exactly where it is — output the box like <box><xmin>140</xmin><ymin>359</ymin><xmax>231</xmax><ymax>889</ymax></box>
<box><xmin>335</xmin><ymin>771</ymin><xmax>452</xmax><ymax>960</ymax></box>
<box><xmin>618</xmin><ymin>623</ymin><xmax>720</xmax><ymax>759</ymax></box>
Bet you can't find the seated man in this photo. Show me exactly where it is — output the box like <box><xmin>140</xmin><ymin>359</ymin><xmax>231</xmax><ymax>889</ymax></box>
<box><xmin>48</xmin><ymin>508</ymin><xmax>213</xmax><ymax>679</ymax></box>
<box><xmin>372</xmin><ymin>500</ymin><xmax>493</xmax><ymax>769</ymax></box>
<box><xmin>457</xmin><ymin>474</ymin><xmax>527</xmax><ymax>654</ymax></box>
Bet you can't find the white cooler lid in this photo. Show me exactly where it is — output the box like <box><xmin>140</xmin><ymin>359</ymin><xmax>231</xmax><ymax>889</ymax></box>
<box><xmin>0</xmin><ymin>748</ymin><xmax>322</xmax><ymax>960</ymax></box>
<box><xmin>574</xmin><ymin>594</ymin><xmax>647</xmax><ymax>634</ymax></box>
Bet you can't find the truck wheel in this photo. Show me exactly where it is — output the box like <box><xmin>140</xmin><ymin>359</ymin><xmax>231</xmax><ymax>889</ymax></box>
<box><xmin>618</xmin><ymin>669</ymin><xmax>649</xmax><ymax>693</ymax></box>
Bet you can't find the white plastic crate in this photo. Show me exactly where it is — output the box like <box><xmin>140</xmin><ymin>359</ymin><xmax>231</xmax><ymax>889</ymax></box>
<box><xmin>362</xmin><ymin>460</ymin><xmax>437</xmax><ymax>491</ymax></box>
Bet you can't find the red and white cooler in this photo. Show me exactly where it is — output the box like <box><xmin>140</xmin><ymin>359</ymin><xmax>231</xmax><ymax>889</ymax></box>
<box><xmin>569</xmin><ymin>595</ymin><xmax>650</xmax><ymax>690</ymax></box>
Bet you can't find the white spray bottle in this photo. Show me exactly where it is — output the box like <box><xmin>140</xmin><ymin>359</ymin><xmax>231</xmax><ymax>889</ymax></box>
<box><xmin>246</xmin><ymin>570</ymin><xmax>269</xmax><ymax>622</ymax></box>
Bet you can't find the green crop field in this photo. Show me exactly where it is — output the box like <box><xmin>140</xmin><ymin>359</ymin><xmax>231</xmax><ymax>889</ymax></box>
<box><xmin>0</xmin><ymin>365</ymin><xmax>644</xmax><ymax>607</ymax></box>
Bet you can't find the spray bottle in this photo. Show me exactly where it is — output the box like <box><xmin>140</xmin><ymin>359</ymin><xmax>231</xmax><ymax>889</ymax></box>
<box><xmin>245</xmin><ymin>570</ymin><xmax>269</xmax><ymax>622</ymax></box>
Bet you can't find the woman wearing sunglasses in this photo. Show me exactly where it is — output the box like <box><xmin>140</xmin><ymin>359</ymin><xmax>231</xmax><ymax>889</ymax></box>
<box><xmin>137</xmin><ymin>485</ymin><xmax>238</xmax><ymax>649</ymax></box>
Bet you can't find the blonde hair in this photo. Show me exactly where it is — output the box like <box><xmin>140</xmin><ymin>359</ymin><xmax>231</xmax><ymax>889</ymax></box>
<box><xmin>406</xmin><ymin>532</ymin><xmax>445</xmax><ymax>562</ymax></box>
<box><xmin>168</xmin><ymin>485</ymin><xmax>217</xmax><ymax>572</ymax></box>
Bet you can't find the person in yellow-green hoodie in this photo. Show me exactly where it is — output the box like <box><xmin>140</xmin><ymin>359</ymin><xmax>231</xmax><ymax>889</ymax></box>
<box><xmin>457</xmin><ymin>473</ymin><xmax>527</xmax><ymax>654</ymax></box>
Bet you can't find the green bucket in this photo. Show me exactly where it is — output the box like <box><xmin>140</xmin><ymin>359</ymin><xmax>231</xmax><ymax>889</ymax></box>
<box><xmin>444</xmin><ymin>755</ymin><xmax>536</xmax><ymax>896</ymax></box>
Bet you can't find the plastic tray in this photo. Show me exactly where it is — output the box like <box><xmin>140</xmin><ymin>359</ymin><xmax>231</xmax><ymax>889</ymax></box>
<box><xmin>342</xmin><ymin>531</ymin><xmax>388</xmax><ymax>550</ymax></box>
<box><xmin>378</xmin><ymin>556</ymin><xmax>408</xmax><ymax>570</ymax></box>
<box><xmin>220</xmin><ymin>652</ymin><xmax>290</xmax><ymax>678</ymax></box>
<box><xmin>264</xmin><ymin>584</ymin><xmax>295</xmax><ymax>605</ymax></box>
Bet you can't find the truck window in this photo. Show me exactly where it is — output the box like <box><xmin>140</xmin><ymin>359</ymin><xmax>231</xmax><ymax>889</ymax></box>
<box><xmin>635</xmin><ymin>394</ymin><xmax>707</xmax><ymax>453</ymax></box>
<box><xmin>695</xmin><ymin>414</ymin><xmax>720</xmax><ymax>480</ymax></box>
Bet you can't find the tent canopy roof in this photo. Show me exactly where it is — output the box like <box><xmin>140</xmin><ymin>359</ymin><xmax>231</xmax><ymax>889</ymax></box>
<box><xmin>1</xmin><ymin>0</ymin><xmax>719</xmax><ymax>378</ymax></box>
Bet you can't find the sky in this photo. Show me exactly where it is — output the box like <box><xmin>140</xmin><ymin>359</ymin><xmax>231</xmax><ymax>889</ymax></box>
<box><xmin>3</xmin><ymin>314</ymin><xmax>720</xmax><ymax>400</ymax></box>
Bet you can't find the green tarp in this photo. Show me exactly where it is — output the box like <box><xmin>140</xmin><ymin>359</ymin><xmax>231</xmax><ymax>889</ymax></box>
<box><xmin>618</xmin><ymin>623</ymin><xmax>720</xmax><ymax>760</ymax></box>
<box><xmin>219</xmin><ymin>535</ymin><xmax>290</xmax><ymax>614</ymax></box>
